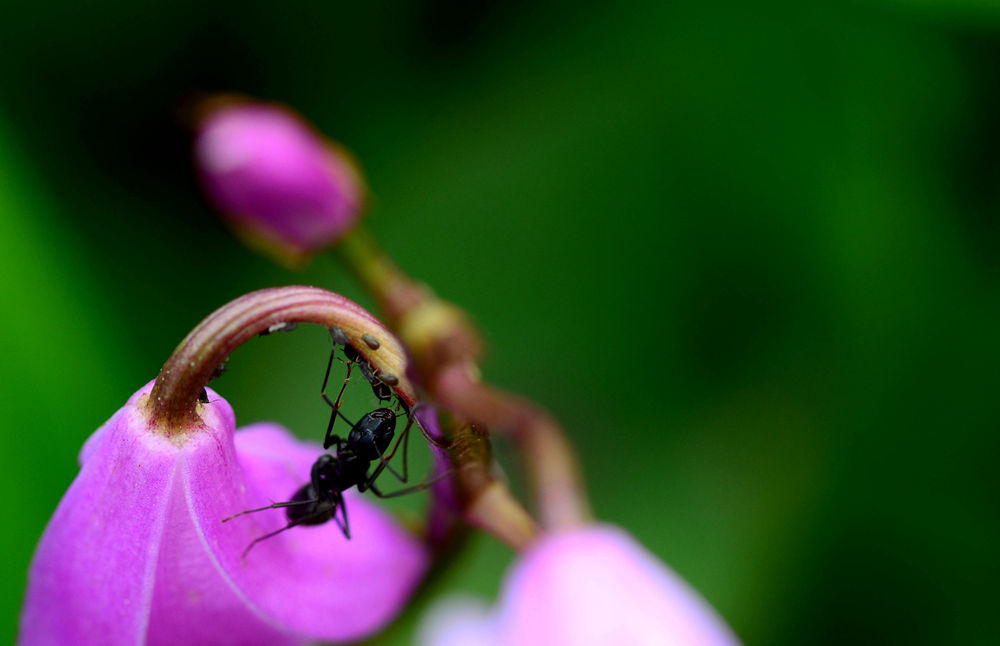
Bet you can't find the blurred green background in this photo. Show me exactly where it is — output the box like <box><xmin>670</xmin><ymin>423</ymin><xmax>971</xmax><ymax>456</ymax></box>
<box><xmin>2</xmin><ymin>0</ymin><xmax>999</xmax><ymax>643</ymax></box>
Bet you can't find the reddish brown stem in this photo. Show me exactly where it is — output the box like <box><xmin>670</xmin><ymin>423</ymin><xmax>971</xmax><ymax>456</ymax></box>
<box><xmin>147</xmin><ymin>286</ymin><xmax>413</xmax><ymax>432</ymax></box>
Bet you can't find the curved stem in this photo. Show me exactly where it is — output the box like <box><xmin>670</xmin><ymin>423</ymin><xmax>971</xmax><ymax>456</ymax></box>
<box><xmin>147</xmin><ymin>286</ymin><xmax>414</xmax><ymax>433</ymax></box>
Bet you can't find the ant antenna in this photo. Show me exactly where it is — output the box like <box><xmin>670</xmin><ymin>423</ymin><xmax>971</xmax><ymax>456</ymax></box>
<box><xmin>221</xmin><ymin>498</ymin><xmax>314</xmax><ymax>523</ymax></box>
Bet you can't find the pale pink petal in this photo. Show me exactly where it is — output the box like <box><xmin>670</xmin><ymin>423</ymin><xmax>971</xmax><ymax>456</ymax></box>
<box><xmin>418</xmin><ymin>525</ymin><xmax>740</xmax><ymax>646</ymax></box>
<box><xmin>417</xmin><ymin>598</ymin><xmax>497</xmax><ymax>646</ymax></box>
<box><xmin>501</xmin><ymin>526</ymin><xmax>739</xmax><ymax>645</ymax></box>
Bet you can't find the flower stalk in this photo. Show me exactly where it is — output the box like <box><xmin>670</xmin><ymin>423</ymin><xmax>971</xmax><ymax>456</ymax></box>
<box><xmin>337</xmin><ymin>228</ymin><xmax>591</xmax><ymax>530</ymax></box>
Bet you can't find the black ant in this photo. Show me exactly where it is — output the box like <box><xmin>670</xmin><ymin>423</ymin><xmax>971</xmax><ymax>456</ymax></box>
<box><xmin>222</xmin><ymin>330</ymin><xmax>442</xmax><ymax>561</ymax></box>
<box><xmin>222</xmin><ymin>406</ymin><xmax>428</xmax><ymax>560</ymax></box>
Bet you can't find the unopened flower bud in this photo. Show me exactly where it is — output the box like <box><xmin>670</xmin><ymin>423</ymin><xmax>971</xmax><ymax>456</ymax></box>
<box><xmin>195</xmin><ymin>100</ymin><xmax>364</xmax><ymax>264</ymax></box>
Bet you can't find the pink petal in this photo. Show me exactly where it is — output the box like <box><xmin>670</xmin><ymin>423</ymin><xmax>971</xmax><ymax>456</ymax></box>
<box><xmin>144</xmin><ymin>397</ymin><xmax>301</xmax><ymax>646</ymax></box>
<box><xmin>419</xmin><ymin>525</ymin><xmax>740</xmax><ymax>646</ymax></box>
<box><xmin>21</xmin><ymin>383</ymin><xmax>426</xmax><ymax>646</ymax></box>
<box><xmin>417</xmin><ymin>599</ymin><xmax>497</xmax><ymax>646</ymax></box>
<box><xmin>20</xmin><ymin>386</ymin><xmax>288</xmax><ymax>646</ymax></box>
<box><xmin>506</xmin><ymin>527</ymin><xmax>739</xmax><ymax>645</ymax></box>
<box><xmin>21</xmin><ymin>396</ymin><xmax>175</xmax><ymax>645</ymax></box>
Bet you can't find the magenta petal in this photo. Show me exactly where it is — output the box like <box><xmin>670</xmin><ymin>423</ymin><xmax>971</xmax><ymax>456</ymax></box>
<box><xmin>187</xmin><ymin>421</ymin><xmax>429</xmax><ymax>642</ymax></box>
<box><xmin>21</xmin><ymin>386</ymin><xmax>298</xmax><ymax>646</ymax></box>
<box><xmin>20</xmin><ymin>401</ymin><xmax>176</xmax><ymax>645</ymax></box>
<box><xmin>20</xmin><ymin>386</ymin><xmax>286</xmax><ymax>646</ymax></box>
<box><xmin>145</xmin><ymin>471</ymin><xmax>298</xmax><ymax>646</ymax></box>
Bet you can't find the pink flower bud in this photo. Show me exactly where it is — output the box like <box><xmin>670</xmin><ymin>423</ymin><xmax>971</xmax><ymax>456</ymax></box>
<box><xmin>19</xmin><ymin>382</ymin><xmax>426</xmax><ymax>646</ymax></box>
<box><xmin>418</xmin><ymin>525</ymin><xmax>739</xmax><ymax>646</ymax></box>
<box><xmin>195</xmin><ymin>101</ymin><xmax>363</xmax><ymax>261</ymax></box>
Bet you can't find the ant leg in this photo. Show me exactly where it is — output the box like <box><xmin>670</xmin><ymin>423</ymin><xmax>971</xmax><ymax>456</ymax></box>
<box><xmin>322</xmin><ymin>356</ymin><xmax>352</xmax><ymax>449</ymax></box>
<box><xmin>222</xmin><ymin>498</ymin><xmax>316</xmax><ymax>523</ymax></box>
<box><xmin>320</xmin><ymin>350</ymin><xmax>352</xmax><ymax>408</ymax></box>
<box><xmin>360</xmin><ymin>414</ymin><xmax>414</xmax><ymax>489</ymax></box>
<box><xmin>366</xmin><ymin>469</ymin><xmax>454</xmax><ymax>499</ymax></box>
<box><xmin>363</xmin><ymin>408</ymin><xmax>453</xmax><ymax>489</ymax></box>
<box><xmin>323</xmin><ymin>410</ymin><xmax>343</xmax><ymax>451</ymax></box>
<box><xmin>325</xmin><ymin>410</ymin><xmax>359</xmax><ymax>452</ymax></box>
<box><xmin>333</xmin><ymin>491</ymin><xmax>350</xmax><ymax>540</ymax></box>
<box><xmin>404</xmin><ymin>403</ymin><xmax>452</xmax><ymax>450</ymax></box>
<box><xmin>319</xmin><ymin>347</ymin><xmax>337</xmax><ymax>408</ymax></box>
<box><xmin>382</xmin><ymin>412</ymin><xmax>412</xmax><ymax>482</ymax></box>
<box><xmin>323</xmin><ymin>414</ymin><xmax>338</xmax><ymax>451</ymax></box>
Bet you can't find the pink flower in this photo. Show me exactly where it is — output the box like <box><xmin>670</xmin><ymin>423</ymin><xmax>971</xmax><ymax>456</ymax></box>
<box><xmin>195</xmin><ymin>101</ymin><xmax>363</xmax><ymax>260</ymax></box>
<box><xmin>418</xmin><ymin>525</ymin><xmax>739</xmax><ymax>646</ymax></box>
<box><xmin>20</xmin><ymin>382</ymin><xmax>426</xmax><ymax>646</ymax></box>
